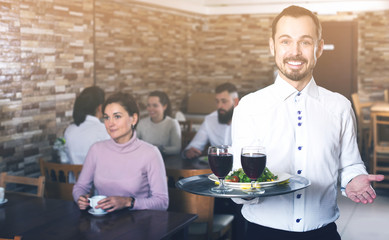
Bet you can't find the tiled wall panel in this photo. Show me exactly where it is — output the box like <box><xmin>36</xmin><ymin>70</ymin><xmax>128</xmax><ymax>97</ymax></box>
<box><xmin>358</xmin><ymin>11</ymin><xmax>389</xmax><ymax>100</ymax></box>
<box><xmin>0</xmin><ymin>0</ymin><xmax>94</xmax><ymax>175</ymax></box>
<box><xmin>94</xmin><ymin>2</ymin><xmax>196</xmax><ymax>112</ymax></box>
<box><xmin>0</xmin><ymin>0</ymin><xmax>22</xmax><ymax>173</ymax></box>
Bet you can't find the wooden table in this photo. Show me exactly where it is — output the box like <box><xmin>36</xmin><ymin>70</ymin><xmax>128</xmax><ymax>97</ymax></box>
<box><xmin>369</xmin><ymin>102</ymin><xmax>389</xmax><ymax>146</ymax></box>
<box><xmin>371</xmin><ymin>102</ymin><xmax>389</xmax><ymax>115</ymax></box>
<box><xmin>369</xmin><ymin>102</ymin><xmax>389</xmax><ymax>186</ymax></box>
<box><xmin>0</xmin><ymin>193</ymin><xmax>197</xmax><ymax>240</ymax></box>
<box><xmin>163</xmin><ymin>154</ymin><xmax>210</xmax><ymax>170</ymax></box>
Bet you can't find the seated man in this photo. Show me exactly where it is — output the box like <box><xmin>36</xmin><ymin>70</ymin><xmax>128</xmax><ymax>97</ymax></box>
<box><xmin>183</xmin><ymin>82</ymin><xmax>239</xmax><ymax>159</ymax></box>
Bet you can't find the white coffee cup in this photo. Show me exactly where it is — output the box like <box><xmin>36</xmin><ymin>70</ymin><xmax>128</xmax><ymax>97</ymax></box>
<box><xmin>88</xmin><ymin>195</ymin><xmax>107</xmax><ymax>214</ymax></box>
<box><xmin>0</xmin><ymin>187</ymin><xmax>4</xmax><ymax>202</ymax></box>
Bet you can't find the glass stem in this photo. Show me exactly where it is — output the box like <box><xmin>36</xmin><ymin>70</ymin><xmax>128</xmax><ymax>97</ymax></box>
<box><xmin>251</xmin><ymin>180</ymin><xmax>255</xmax><ymax>190</ymax></box>
<box><xmin>219</xmin><ymin>178</ymin><xmax>224</xmax><ymax>189</ymax></box>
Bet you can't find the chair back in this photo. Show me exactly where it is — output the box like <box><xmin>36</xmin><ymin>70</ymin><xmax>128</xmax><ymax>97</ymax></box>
<box><xmin>0</xmin><ymin>172</ymin><xmax>45</xmax><ymax>197</ymax></box>
<box><xmin>351</xmin><ymin>93</ymin><xmax>373</xmax><ymax>124</ymax></box>
<box><xmin>351</xmin><ymin>93</ymin><xmax>373</xmax><ymax>153</ymax></box>
<box><xmin>180</xmin><ymin>120</ymin><xmax>196</xmax><ymax>150</ymax></box>
<box><xmin>371</xmin><ymin>111</ymin><xmax>389</xmax><ymax>188</ymax></box>
<box><xmin>39</xmin><ymin>159</ymin><xmax>83</xmax><ymax>200</ymax></box>
<box><xmin>181</xmin><ymin>131</ymin><xmax>196</xmax><ymax>151</ymax></box>
<box><xmin>384</xmin><ymin>89</ymin><xmax>389</xmax><ymax>103</ymax></box>
<box><xmin>187</xmin><ymin>92</ymin><xmax>216</xmax><ymax>115</ymax></box>
<box><xmin>166</xmin><ymin>168</ymin><xmax>214</xmax><ymax>239</ymax></box>
<box><xmin>179</xmin><ymin>120</ymin><xmax>192</xmax><ymax>132</ymax></box>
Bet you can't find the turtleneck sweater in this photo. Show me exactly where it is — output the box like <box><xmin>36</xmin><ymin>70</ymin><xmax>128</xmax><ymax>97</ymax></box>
<box><xmin>73</xmin><ymin>132</ymin><xmax>168</xmax><ymax>210</ymax></box>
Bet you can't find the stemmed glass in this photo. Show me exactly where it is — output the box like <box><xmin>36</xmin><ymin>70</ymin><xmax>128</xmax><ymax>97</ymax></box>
<box><xmin>241</xmin><ymin>146</ymin><xmax>267</xmax><ymax>194</ymax></box>
<box><xmin>208</xmin><ymin>145</ymin><xmax>233</xmax><ymax>193</ymax></box>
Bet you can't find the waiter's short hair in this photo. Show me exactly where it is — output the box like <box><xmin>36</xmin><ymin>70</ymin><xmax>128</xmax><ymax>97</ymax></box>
<box><xmin>271</xmin><ymin>5</ymin><xmax>322</xmax><ymax>40</ymax></box>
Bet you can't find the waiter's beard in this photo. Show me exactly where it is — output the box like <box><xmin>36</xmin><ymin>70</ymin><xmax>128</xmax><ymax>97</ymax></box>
<box><xmin>218</xmin><ymin>107</ymin><xmax>234</xmax><ymax>124</ymax></box>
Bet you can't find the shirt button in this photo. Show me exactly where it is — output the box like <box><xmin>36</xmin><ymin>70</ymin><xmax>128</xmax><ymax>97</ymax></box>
<box><xmin>297</xmin><ymin>170</ymin><xmax>302</xmax><ymax>174</ymax></box>
<box><xmin>298</xmin><ymin>146</ymin><xmax>302</xmax><ymax>150</ymax></box>
<box><xmin>298</xmin><ymin>122</ymin><xmax>302</xmax><ymax>126</ymax></box>
<box><xmin>297</xmin><ymin>111</ymin><xmax>302</xmax><ymax>115</ymax></box>
<box><xmin>298</xmin><ymin>116</ymin><xmax>302</xmax><ymax>120</ymax></box>
<box><xmin>297</xmin><ymin>194</ymin><xmax>302</xmax><ymax>199</ymax></box>
<box><xmin>297</xmin><ymin>92</ymin><xmax>301</xmax><ymax>96</ymax></box>
<box><xmin>296</xmin><ymin>218</ymin><xmax>302</xmax><ymax>223</ymax></box>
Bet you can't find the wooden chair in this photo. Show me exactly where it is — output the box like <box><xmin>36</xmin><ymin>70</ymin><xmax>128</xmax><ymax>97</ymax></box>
<box><xmin>39</xmin><ymin>159</ymin><xmax>83</xmax><ymax>201</ymax></box>
<box><xmin>384</xmin><ymin>89</ymin><xmax>388</xmax><ymax>103</ymax></box>
<box><xmin>371</xmin><ymin>111</ymin><xmax>389</xmax><ymax>189</ymax></box>
<box><xmin>0</xmin><ymin>236</ymin><xmax>22</xmax><ymax>240</ymax></box>
<box><xmin>179</xmin><ymin>120</ymin><xmax>193</xmax><ymax>132</ymax></box>
<box><xmin>0</xmin><ymin>173</ymin><xmax>45</xmax><ymax>197</ymax></box>
<box><xmin>166</xmin><ymin>168</ymin><xmax>234</xmax><ymax>240</ymax></box>
<box><xmin>351</xmin><ymin>93</ymin><xmax>373</xmax><ymax>155</ymax></box>
<box><xmin>182</xmin><ymin>131</ymin><xmax>197</xmax><ymax>151</ymax></box>
<box><xmin>180</xmin><ymin>120</ymin><xmax>197</xmax><ymax>151</ymax></box>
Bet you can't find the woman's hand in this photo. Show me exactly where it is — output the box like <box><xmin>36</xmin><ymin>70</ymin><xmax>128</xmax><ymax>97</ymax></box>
<box><xmin>77</xmin><ymin>194</ymin><xmax>90</xmax><ymax>210</ymax></box>
<box><xmin>97</xmin><ymin>196</ymin><xmax>133</xmax><ymax>212</ymax></box>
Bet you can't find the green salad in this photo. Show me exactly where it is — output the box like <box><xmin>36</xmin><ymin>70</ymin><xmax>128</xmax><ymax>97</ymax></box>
<box><xmin>225</xmin><ymin>168</ymin><xmax>278</xmax><ymax>183</ymax></box>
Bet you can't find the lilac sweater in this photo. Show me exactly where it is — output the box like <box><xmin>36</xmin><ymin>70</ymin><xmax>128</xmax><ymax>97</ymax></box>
<box><xmin>72</xmin><ymin>132</ymin><xmax>169</xmax><ymax>210</ymax></box>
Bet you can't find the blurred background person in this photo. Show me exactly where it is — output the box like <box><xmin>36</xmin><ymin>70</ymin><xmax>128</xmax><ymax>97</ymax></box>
<box><xmin>73</xmin><ymin>92</ymin><xmax>168</xmax><ymax>212</ymax></box>
<box><xmin>183</xmin><ymin>82</ymin><xmax>239</xmax><ymax>159</ymax></box>
<box><xmin>137</xmin><ymin>91</ymin><xmax>181</xmax><ymax>155</ymax></box>
<box><xmin>64</xmin><ymin>86</ymin><xmax>110</xmax><ymax>165</ymax></box>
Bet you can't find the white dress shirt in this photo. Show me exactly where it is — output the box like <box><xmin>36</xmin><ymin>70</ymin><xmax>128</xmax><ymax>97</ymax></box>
<box><xmin>185</xmin><ymin>111</ymin><xmax>232</xmax><ymax>152</ymax></box>
<box><xmin>64</xmin><ymin>115</ymin><xmax>110</xmax><ymax>164</ymax></box>
<box><xmin>231</xmin><ymin>76</ymin><xmax>367</xmax><ymax>232</ymax></box>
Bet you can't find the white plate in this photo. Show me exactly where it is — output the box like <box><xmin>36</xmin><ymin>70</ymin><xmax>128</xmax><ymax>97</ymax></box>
<box><xmin>208</xmin><ymin>172</ymin><xmax>291</xmax><ymax>189</ymax></box>
<box><xmin>0</xmin><ymin>199</ymin><xmax>8</xmax><ymax>205</ymax></box>
<box><xmin>88</xmin><ymin>208</ymin><xmax>108</xmax><ymax>216</ymax></box>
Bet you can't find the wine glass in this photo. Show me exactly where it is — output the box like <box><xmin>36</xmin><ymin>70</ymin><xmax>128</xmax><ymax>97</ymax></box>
<box><xmin>241</xmin><ymin>146</ymin><xmax>267</xmax><ymax>194</ymax></box>
<box><xmin>208</xmin><ymin>145</ymin><xmax>233</xmax><ymax>193</ymax></box>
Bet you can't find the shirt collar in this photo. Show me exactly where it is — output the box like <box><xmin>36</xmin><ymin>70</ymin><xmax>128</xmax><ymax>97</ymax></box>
<box><xmin>273</xmin><ymin>75</ymin><xmax>319</xmax><ymax>101</ymax></box>
<box><xmin>86</xmin><ymin>115</ymin><xmax>103</xmax><ymax>123</ymax></box>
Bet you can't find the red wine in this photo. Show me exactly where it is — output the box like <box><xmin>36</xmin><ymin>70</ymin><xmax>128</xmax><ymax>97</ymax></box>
<box><xmin>241</xmin><ymin>153</ymin><xmax>266</xmax><ymax>180</ymax></box>
<box><xmin>208</xmin><ymin>154</ymin><xmax>233</xmax><ymax>178</ymax></box>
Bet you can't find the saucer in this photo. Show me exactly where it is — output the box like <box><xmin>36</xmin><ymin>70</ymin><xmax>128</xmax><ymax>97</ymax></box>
<box><xmin>0</xmin><ymin>199</ymin><xmax>8</xmax><ymax>206</ymax></box>
<box><xmin>88</xmin><ymin>208</ymin><xmax>108</xmax><ymax>216</ymax></box>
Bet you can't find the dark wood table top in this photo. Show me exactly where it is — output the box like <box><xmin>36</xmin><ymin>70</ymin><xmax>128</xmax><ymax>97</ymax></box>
<box><xmin>163</xmin><ymin>154</ymin><xmax>210</xmax><ymax>170</ymax></box>
<box><xmin>0</xmin><ymin>193</ymin><xmax>197</xmax><ymax>240</ymax></box>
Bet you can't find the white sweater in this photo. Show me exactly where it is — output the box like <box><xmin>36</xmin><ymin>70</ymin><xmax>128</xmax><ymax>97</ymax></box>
<box><xmin>136</xmin><ymin>116</ymin><xmax>181</xmax><ymax>155</ymax></box>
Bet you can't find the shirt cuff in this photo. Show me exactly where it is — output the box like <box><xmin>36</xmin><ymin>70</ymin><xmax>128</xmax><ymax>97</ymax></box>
<box><xmin>231</xmin><ymin>197</ymin><xmax>261</xmax><ymax>204</ymax></box>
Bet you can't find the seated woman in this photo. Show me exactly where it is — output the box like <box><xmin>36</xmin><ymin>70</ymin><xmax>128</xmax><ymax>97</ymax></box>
<box><xmin>64</xmin><ymin>86</ymin><xmax>110</xmax><ymax>164</ymax></box>
<box><xmin>137</xmin><ymin>91</ymin><xmax>181</xmax><ymax>155</ymax></box>
<box><xmin>73</xmin><ymin>92</ymin><xmax>169</xmax><ymax>212</ymax></box>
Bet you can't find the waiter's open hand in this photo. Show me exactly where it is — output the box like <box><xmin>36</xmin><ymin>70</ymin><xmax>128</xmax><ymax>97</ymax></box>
<box><xmin>345</xmin><ymin>174</ymin><xmax>384</xmax><ymax>204</ymax></box>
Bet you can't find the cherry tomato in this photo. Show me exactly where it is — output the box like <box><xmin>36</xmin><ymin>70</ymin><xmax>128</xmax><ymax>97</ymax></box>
<box><xmin>230</xmin><ymin>176</ymin><xmax>239</xmax><ymax>182</ymax></box>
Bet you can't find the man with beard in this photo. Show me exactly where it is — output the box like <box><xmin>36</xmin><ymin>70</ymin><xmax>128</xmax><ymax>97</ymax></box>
<box><xmin>183</xmin><ymin>82</ymin><xmax>239</xmax><ymax>159</ymax></box>
<box><xmin>231</xmin><ymin>5</ymin><xmax>384</xmax><ymax>239</ymax></box>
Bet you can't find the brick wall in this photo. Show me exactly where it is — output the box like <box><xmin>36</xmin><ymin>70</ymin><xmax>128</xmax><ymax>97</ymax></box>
<box><xmin>0</xmin><ymin>0</ymin><xmax>94</xmax><ymax>175</ymax></box>
<box><xmin>0</xmin><ymin>0</ymin><xmax>388</xmax><ymax>175</ymax></box>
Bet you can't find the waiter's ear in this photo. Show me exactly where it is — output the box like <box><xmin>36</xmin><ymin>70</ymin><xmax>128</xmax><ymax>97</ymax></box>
<box><xmin>269</xmin><ymin>38</ymin><xmax>275</xmax><ymax>56</ymax></box>
<box><xmin>315</xmin><ymin>39</ymin><xmax>324</xmax><ymax>59</ymax></box>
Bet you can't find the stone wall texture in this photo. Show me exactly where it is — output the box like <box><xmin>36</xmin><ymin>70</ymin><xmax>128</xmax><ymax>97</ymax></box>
<box><xmin>0</xmin><ymin>0</ymin><xmax>388</xmax><ymax>175</ymax></box>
